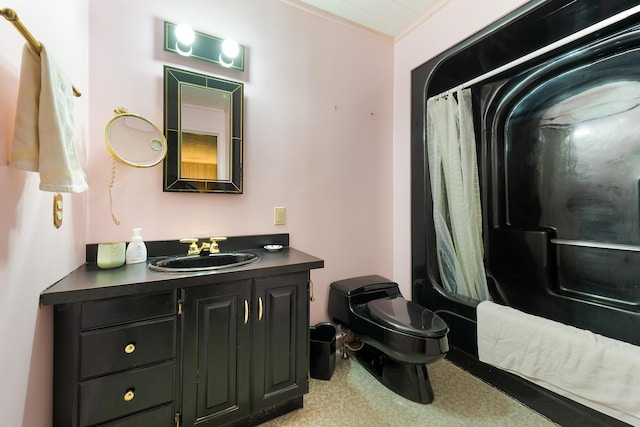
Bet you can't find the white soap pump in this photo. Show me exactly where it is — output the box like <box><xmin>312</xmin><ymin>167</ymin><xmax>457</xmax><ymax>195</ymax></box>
<box><xmin>125</xmin><ymin>227</ymin><xmax>147</xmax><ymax>264</ymax></box>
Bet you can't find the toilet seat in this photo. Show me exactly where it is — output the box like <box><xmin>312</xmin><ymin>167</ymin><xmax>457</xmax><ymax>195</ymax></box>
<box><xmin>367</xmin><ymin>298</ymin><xmax>448</xmax><ymax>338</ymax></box>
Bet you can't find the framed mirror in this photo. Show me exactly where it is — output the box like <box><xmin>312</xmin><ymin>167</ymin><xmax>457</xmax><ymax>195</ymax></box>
<box><xmin>163</xmin><ymin>66</ymin><xmax>243</xmax><ymax>193</ymax></box>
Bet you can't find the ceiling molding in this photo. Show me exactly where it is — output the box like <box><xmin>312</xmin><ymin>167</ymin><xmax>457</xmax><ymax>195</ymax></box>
<box><xmin>277</xmin><ymin>0</ymin><xmax>393</xmax><ymax>39</ymax></box>
<box><xmin>278</xmin><ymin>0</ymin><xmax>451</xmax><ymax>40</ymax></box>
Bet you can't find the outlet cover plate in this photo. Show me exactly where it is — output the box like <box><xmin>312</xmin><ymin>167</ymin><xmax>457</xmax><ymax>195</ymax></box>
<box><xmin>274</xmin><ymin>207</ymin><xmax>286</xmax><ymax>225</ymax></box>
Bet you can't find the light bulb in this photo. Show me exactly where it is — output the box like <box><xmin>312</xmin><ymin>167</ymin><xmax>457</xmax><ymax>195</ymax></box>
<box><xmin>219</xmin><ymin>53</ymin><xmax>234</xmax><ymax>67</ymax></box>
<box><xmin>221</xmin><ymin>39</ymin><xmax>240</xmax><ymax>59</ymax></box>
<box><xmin>174</xmin><ymin>24</ymin><xmax>195</xmax><ymax>57</ymax></box>
<box><xmin>175</xmin><ymin>23</ymin><xmax>195</xmax><ymax>45</ymax></box>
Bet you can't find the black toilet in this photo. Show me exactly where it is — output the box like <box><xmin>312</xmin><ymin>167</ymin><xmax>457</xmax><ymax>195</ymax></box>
<box><xmin>328</xmin><ymin>275</ymin><xmax>449</xmax><ymax>403</ymax></box>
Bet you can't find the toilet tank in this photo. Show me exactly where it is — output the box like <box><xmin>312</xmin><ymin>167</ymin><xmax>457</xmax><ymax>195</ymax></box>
<box><xmin>328</xmin><ymin>275</ymin><xmax>401</xmax><ymax>326</ymax></box>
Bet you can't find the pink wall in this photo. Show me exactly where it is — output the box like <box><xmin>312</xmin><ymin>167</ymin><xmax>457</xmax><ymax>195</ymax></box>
<box><xmin>392</xmin><ymin>0</ymin><xmax>530</xmax><ymax>297</ymax></box>
<box><xmin>0</xmin><ymin>0</ymin><xmax>535</xmax><ymax>424</ymax></box>
<box><xmin>0</xmin><ymin>0</ymin><xmax>89</xmax><ymax>425</ymax></box>
<box><xmin>87</xmin><ymin>0</ymin><xmax>394</xmax><ymax>325</ymax></box>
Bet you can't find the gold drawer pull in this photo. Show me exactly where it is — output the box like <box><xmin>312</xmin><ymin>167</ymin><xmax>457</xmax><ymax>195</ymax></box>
<box><xmin>124</xmin><ymin>343</ymin><xmax>136</xmax><ymax>354</ymax></box>
<box><xmin>123</xmin><ymin>389</ymin><xmax>135</xmax><ymax>402</ymax></box>
<box><xmin>244</xmin><ymin>300</ymin><xmax>249</xmax><ymax>324</ymax></box>
<box><xmin>258</xmin><ymin>297</ymin><xmax>263</xmax><ymax>321</ymax></box>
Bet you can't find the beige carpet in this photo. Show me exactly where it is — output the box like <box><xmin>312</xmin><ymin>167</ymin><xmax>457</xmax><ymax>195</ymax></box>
<box><xmin>260</xmin><ymin>356</ymin><xmax>557</xmax><ymax>426</ymax></box>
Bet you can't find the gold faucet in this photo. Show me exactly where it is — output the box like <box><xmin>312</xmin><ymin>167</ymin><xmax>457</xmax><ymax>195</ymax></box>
<box><xmin>180</xmin><ymin>237</ymin><xmax>227</xmax><ymax>255</ymax></box>
<box><xmin>209</xmin><ymin>236</ymin><xmax>227</xmax><ymax>253</ymax></box>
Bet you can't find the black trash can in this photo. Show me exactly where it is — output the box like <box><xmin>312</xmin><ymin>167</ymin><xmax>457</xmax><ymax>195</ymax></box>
<box><xmin>309</xmin><ymin>322</ymin><xmax>336</xmax><ymax>380</ymax></box>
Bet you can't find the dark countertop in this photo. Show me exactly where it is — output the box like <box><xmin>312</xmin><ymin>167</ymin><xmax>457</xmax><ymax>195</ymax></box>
<box><xmin>41</xmin><ymin>242</ymin><xmax>324</xmax><ymax>306</ymax></box>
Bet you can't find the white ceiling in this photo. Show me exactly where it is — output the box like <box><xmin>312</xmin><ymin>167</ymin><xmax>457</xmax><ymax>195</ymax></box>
<box><xmin>294</xmin><ymin>0</ymin><xmax>449</xmax><ymax>38</ymax></box>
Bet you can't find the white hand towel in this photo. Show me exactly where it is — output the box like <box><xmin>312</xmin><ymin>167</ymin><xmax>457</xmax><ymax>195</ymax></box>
<box><xmin>10</xmin><ymin>44</ymin><xmax>40</xmax><ymax>172</ymax></box>
<box><xmin>10</xmin><ymin>44</ymin><xmax>88</xmax><ymax>193</ymax></box>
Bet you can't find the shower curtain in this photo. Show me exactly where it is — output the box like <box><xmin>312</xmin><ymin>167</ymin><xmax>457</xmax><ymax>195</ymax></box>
<box><xmin>426</xmin><ymin>88</ymin><xmax>489</xmax><ymax>301</ymax></box>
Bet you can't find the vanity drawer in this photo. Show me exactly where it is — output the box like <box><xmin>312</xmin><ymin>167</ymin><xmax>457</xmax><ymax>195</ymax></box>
<box><xmin>79</xmin><ymin>361</ymin><xmax>174</xmax><ymax>426</ymax></box>
<box><xmin>79</xmin><ymin>317</ymin><xmax>176</xmax><ymax>379</ymax></box>
<box><xmin>81</xmin><ymin>291</ymin><xmax>177</xmax><ymax>329</ymax></box>
<box><xmin>97</xmin><ymin>403</ymin><xmax>174</xmax><ymax>427</ymax></box>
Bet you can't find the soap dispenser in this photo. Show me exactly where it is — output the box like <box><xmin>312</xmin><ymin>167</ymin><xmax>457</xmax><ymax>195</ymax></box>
<box><xmin>126</xmin><ymin>227</ymin><xmax>147</xmax><ymax>264</ymax></box>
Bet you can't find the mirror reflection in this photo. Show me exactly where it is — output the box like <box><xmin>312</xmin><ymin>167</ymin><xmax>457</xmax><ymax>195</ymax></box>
<box><xmin>180</xmin><ymin>85</ymin><xmax>230</xmax><ymax>181</ymax></box>
<box><xmin>164</xmin><ymin>66</ymin><xmax>243</xmax><ymax>193</ymax></box>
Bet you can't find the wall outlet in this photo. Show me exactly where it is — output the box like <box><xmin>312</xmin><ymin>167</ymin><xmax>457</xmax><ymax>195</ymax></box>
<box><xmin>274</xmin><ymin>207</ymin><xmax>286</xmax><ymax>225</ymax></box>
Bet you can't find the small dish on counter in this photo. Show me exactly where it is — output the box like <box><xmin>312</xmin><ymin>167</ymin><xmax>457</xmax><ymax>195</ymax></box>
<box><xmin>264</xmin><ymin>244</ymin><xmax>284</xmax><ymax>252</ymax></box>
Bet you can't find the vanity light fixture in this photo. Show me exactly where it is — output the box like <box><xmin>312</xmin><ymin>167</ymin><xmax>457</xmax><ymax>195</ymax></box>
<box><xmin>164</xmin><ymin>21</ymin><xmax>245</xmax><ymax>71</ymax></box>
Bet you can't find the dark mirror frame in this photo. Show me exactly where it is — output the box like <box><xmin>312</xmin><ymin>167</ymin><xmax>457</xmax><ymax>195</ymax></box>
<box><xmin>163</xmin><ymin>65</ymin><xmax>243</xmax><ymax>193</ymax></box>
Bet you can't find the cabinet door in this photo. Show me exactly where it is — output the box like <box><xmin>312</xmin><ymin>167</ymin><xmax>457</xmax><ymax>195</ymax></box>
<box><xmin>181</xmin><ymin>281</ymin><xmax>252</xmax><ymax>426</ymax></box>
<box><xmin>252</xmin><ymin>272</ymin><xmax>309</xmax><ymax>412</ymax></box>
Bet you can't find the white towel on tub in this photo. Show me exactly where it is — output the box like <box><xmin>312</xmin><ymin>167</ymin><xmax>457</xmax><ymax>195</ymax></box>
<box><xmin>477</xmin><ymin>300</ymin><xmax>640</xmax><ymax>425</ymax></box>
<box><xmin>10</xmin><ymin>44</ymin><xmax>88</xmax><ymax>193</ymax></box>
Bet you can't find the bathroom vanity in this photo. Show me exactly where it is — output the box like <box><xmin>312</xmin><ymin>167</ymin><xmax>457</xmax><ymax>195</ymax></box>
<box><xmin>41</xmin><ymin>234</ymin><xmax>323</xmax><ymax>427</ymax></box>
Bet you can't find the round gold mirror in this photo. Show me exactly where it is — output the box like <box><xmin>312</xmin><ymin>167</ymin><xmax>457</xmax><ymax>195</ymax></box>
<box><xmin>104</xmin><ymin>108</ymin><xmax>167</xmax><ymax>225</ymax></box>
<box><xmin>104</xmin><ymin>108</ymin><xmax>167</xmax><ymax>167</ymax></box>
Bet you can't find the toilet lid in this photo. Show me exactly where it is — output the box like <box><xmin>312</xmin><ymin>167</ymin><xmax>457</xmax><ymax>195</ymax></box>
<box><xmin>367</xmin><ymin>298</ymin><xmax>448</xmax><ymax>338</ymax></box>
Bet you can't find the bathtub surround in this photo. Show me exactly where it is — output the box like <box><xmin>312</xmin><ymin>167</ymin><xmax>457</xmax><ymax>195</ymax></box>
<box><xmin>411</xmin><ymin>0</ymin><xmax>640</xmax><ymax>423</ymax></box>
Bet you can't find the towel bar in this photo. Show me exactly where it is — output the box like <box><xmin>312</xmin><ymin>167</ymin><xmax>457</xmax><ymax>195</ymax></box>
<box><xmin>1</xmin><ymin>7</ymin><xmax>81</xmax><ymax>97</ymax></box>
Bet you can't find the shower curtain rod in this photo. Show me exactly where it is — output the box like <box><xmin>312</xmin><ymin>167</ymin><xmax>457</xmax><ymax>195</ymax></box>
<box><xmin>1</xmin><ymin>7</ymin><xmax>81</xmax><ymax>97</ymax></box>
<box><xmin>434</xmin><ymin>4</ymin><xmax>640</xmax><ymax>99</ymax></box>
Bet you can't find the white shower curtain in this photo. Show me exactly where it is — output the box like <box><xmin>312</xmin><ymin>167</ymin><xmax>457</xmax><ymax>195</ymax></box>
<box><xmin>426</xmin><ymin>88</ymin><xmax>489</xmax><ymax>301</ymax></box>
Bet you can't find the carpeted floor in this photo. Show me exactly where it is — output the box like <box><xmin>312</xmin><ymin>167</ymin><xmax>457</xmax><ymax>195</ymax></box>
<box><xmin>260</xmin><ymin>355</ymin><xmax>557</xmax><ymax>427</ymax></box>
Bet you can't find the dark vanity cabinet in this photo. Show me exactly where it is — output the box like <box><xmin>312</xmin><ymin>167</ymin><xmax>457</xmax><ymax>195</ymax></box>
<box><xmin>181</xmin><ymin>280</ymin><xmax>252</xmax><ymax>426</ymax></box>
<box><xmin>251</xmin><ymin>273</ymin><xmax>309</xmax><ymax>412</ymax></box>
<box><xmin>44</xmin><ymin>245</ymin><xmax>322</xmax><ymax>427</ymax></box>
<box><xmin>52</xmin><ymin>291</ymin><xmax>179</xmax><ymax>427</ymax></box>
<box><xmin>181</xmin><ymin>272</ymin><xmax>310</xmax><ymax>426</ymax></box>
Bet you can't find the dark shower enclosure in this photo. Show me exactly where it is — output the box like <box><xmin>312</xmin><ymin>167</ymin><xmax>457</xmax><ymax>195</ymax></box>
<box><xmin>411</xmin><ymin>0</ymin><xmax>640</xmax><ymax>424</ymax></box>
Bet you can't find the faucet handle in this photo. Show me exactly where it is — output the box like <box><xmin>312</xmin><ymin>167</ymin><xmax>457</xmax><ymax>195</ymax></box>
<box><xmin>209</xmin><ymin>236</ymin><xmax>227</xmax><ymax>253</ymax></box>
<box><xmin>179</xmin><ymin>238</ymin><xmax>199</xmax><ymax>255</ymax></box>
